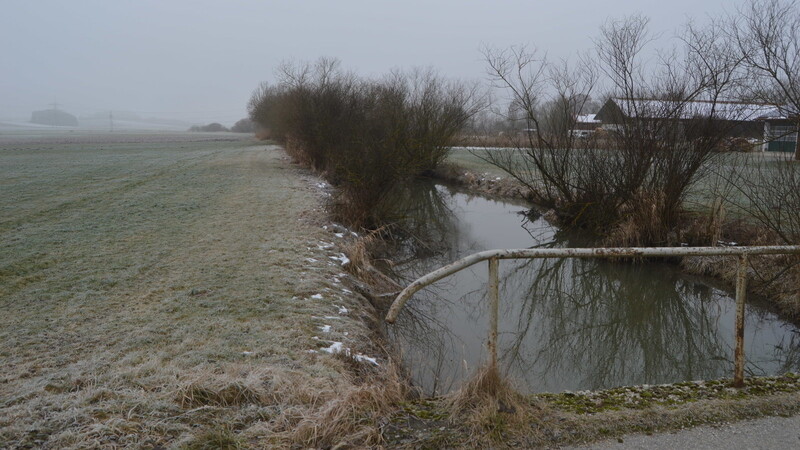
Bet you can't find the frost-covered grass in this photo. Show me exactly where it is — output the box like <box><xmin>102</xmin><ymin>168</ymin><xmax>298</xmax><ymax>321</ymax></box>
<box><xmin>0</xmin><ymin>133</ymin><xmax>394</xmax><ymax>448</ymax></box>
<box><xmin>446</xmin><ymin>147</ymin><xmax>512</xmax><ymax>178</ymax></box>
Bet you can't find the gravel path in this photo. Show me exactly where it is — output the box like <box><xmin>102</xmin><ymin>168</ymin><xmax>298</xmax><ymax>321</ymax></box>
<box><xmin>568</xmin><ymin>415</ymin><xmax>800</xmax><ymax>449</ymax></box>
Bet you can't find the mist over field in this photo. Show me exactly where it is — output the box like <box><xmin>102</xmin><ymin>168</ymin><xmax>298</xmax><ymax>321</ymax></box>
<box><xmin>0</xmin><ymin>0</ymin><xmax>730</xmax><ymax>128</ymax></box>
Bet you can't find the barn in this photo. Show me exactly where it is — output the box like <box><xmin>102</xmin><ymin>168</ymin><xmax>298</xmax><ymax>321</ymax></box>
<box><xmin>595</xmin><ymin>98</ymin><xmax>772</xmax><ymax>139</ymax></box>
<box><xmin>595</xmin><ymin>98</ymin><xmax>800</xmax><ymax>154</ymax></box>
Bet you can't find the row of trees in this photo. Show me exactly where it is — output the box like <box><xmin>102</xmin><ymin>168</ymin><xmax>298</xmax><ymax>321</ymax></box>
<box><xmin>248</xmin><ymin>59</ymin><xmax>481</xmax><ymax>227</ymax></box>
<box><xmin>188</xmin><ymin>118</ymin><xmax>254</xmax><ymax>133</ymax></box>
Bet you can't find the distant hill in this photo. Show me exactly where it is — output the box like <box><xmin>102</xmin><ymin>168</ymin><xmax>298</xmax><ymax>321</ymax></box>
<box><xmin>30</xmin><ymin>109</ymin><xmax>79</xmax><ymax>127</ymax></box>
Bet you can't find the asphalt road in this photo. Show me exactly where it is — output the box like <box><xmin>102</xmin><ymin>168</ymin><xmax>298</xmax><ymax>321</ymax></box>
<box><xmin>566</xmin><ymin>415</ymin><xmax>800</xmax><ymax>449</ymax></box>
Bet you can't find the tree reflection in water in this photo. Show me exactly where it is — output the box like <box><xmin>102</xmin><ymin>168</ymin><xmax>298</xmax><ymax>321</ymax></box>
<box><xmin>383</xmin><ymin>181</ymin><xmax>800</xmax><ymax>395</ymax></box>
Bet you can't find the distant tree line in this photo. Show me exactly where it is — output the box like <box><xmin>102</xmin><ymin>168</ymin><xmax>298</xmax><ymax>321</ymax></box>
<box><xmin>30</xmin><ymin>109</ymin><xmax>78</xmax><ymax>127</ymax></box>
<box><xmin>188</xmin><ymin>118</ymin><xmax>254</xmax><ymax>133</ymax></box>
<box><xmin>189</xmin><ymin>123</ymin><xmax>228</xmax><ymax>132</ymax></box>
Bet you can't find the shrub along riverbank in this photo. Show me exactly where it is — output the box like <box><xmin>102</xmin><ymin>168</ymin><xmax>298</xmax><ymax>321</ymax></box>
<box><xmin>248</xmin><ymin>58</ymin><xmax>482</xmax><ymax>228</ymax></box>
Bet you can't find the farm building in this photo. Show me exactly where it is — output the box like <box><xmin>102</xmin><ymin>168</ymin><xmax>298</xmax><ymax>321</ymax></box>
<box><xmin>595</xmin><ymin>98</ymin><xmax>800</xmax><ymax>154</ymax></box>
<box><xmin>759</xmin><ymin>111</ymin><xmax>799</xmax><ymax>154</ymax></box>
<box><xmin>571</xmin><ymin>114</ymin><xmax>602</xmax><ymax>138</ymax></box>
<box><xmin>595</xmin><ymin>98</ymin><xmax>773</xmax><ymax>139</ymax></box>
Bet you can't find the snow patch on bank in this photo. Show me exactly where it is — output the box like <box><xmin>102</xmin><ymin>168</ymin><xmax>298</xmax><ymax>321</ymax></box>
<box><xmin>317</xmin><ymin>340</ymin><xmax>380</xmax><ymax>366</ymax></box>
<box><xmin>330</xmin><ymin>253</ymin><xmax>350</xmax><ymax>266</ymax></box>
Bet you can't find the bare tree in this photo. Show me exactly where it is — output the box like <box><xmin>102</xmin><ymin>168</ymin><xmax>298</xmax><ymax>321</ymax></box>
<box><xmin>479</xmin><ymin>15</ymin><xmax>747</xmax><ymax>246</ymax></box>
<box><xmin>730</xmin><ymin>0</ymin><xmax>800</xmax><ymax>160</ymax></box>
<box><xmin>597</xmin><ymin>15</ymin><xmax>753</xmax><ymax>245</ymax></box>
<box><xmin>479</xmin><ymin>45</ymin><xmax>606</xmax><ymax>224</ymax></box>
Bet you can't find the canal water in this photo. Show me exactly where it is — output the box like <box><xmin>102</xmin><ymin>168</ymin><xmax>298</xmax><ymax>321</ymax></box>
<box><xmin>384</xmin><ymin>182</ymin><xmax>800</xmax><ymax>395</ymax></box>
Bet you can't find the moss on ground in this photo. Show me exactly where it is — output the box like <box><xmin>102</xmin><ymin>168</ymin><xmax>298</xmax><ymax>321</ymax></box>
<box><xmin>383</xmin><ymin>373</ymin><xmax>800</xmax><ymax>448</ymax></box>
<box><xmin>536</xmin><ymin>373</ymin><xmax>800</xmax><ymax>414</ymax></box>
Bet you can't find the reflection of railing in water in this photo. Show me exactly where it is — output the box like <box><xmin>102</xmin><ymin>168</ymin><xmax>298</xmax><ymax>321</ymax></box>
<box><xmin>385</xmin><ymin>245</ymin><xmax>800</xmax><ymax>388</ymax></box>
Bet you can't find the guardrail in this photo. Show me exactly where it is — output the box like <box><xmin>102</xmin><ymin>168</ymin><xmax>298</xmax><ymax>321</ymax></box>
<box><xmin>385</xmin><ymin>245</ymin><xmax>800</xmax><ymax>388</ymax></box>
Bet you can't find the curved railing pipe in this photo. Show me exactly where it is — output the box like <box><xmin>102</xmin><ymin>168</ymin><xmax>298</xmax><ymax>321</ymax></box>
<box><xmin>384</xmin><ymin>245</ymin><xmax>800</xmax><ymax>387</ymax></box>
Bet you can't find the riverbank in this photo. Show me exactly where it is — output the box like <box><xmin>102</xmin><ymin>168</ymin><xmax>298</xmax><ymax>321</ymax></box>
<box><xmin>323</xmin><ymin>148</ymin><xmax>797</xmax><ymax>446</ymax></box>
<box><xmin>0</xmin><ymin>134</ymin><xmax>399</xmax><ymax>448</ymax></box>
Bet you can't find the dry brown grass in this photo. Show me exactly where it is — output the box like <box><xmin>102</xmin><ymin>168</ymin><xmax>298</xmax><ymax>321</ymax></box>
<box><xmin>340</xmin><ymin>229</ymin><xmax>403</xmax><ymax>296</ymax></box>
<box><xmin>677</xmin><ymin>217</ymin><xmax>800</xmax><ymax>318</ymax></box>
<box><xmin>444</xmin><ymin>365</ymin><xmax>542</xmax><ymax>445</ymax></box>
<box><xmin>683</xmin><ymin>252</ymin><xmax>800</xmax><ymax>318</ymax></box>
<box><xmin>253</xmin><ymin>128</ymin><xmax>272</xmax><ymax>141</ymax></box>
<box><xmin>178</xmin><ymin>381</ymin><xmax>264</xmax><ymax>408</ymax></box>
<box><xmin>184</xmin><ymin>427</ymin><xmax>245</xmax><ymax>450</ymax></box>
<box><xmin>385</xmin><ymin>376</ymin><xmax>800</xmax><ymax>447</ymax></box>
<box><xmin>604</xmin><ymin>192</ymin><xmax>671</xmax><ymax>247</ymax></box>
<box><xmin>289</xmin><ymin>360</ymin><xmax>408</xmax><ymax>447</ymax></box>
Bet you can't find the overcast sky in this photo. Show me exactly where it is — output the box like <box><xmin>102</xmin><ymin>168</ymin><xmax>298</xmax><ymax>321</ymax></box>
<box><xmin>1</xmin><ymin>0</ymin><xmax>734</xmax><ymax>125</ymax></box>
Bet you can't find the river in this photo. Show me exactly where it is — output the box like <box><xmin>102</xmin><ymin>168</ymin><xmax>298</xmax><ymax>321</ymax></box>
<box><xmin>383</xmin><ymin>182</ymin><xmax>800</xmax><ymax>395</ymax></box>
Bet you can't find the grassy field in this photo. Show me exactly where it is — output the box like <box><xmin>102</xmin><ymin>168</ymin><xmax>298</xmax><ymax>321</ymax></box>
<box><xmin>0</xmin><ymin>133</ymin><xmax>389</xmax><ymax>448</ymax></box>
<box><xmin>446</xmin><ymin>147</ymin><xmax>509</xmax><ymax>178</ymax></box>
<box><xmin>447</xmin><ymin>146</ymin><xmax>793</xmax><ymax>218</ymax></box>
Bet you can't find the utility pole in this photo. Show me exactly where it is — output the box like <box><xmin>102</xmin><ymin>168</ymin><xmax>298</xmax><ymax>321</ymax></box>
<box><xmin>49</xmin><ymin>99</ymin><xmax>59</xmax><ymax>127</ymax></box>
<box><xmin>795</xmin><ymin>116</ymin><xmax>799</xmax><ymax>161</ymax></box>
<box><xmin>109</xmin><ymin>111</ymin><xmax>114</xmax><ymax>133</ymax></box>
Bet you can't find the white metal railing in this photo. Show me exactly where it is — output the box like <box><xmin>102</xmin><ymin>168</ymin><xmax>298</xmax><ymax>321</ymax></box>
<box><xmin>385</xmin><ymin>245</ymin><xmax>800</xmax><ymax>387</ymax></box>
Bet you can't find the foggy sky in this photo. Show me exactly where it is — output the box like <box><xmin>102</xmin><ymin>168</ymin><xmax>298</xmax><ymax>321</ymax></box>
<box><xmin>1</xmin><ymin>0</ymin><xmax>732</xmax><ymax>125</ymax></box>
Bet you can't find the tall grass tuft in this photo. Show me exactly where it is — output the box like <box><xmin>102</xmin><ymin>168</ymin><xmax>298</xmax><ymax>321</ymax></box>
<box><xmin>444</xmin><ymin>364</ymin><xmax>541</xmax><ymax>444</ymax></box>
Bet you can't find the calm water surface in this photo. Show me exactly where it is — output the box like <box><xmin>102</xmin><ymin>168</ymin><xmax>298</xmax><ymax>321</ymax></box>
<box><xmin>385</xmin><ymin>182</ymin><xmax>800</xmax><ymax>395</ymax></box>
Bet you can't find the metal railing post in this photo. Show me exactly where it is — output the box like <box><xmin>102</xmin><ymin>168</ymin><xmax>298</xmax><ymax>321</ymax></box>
<box><xmin>487</xmin><ymin>257</ymin><xmax>499</xmax><ymax>371</ymax></box>
<box><xmin>733</xmin><ymin>253</ymin><xmax>749</xmax><ymax>388</ymax></box>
